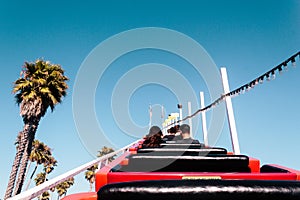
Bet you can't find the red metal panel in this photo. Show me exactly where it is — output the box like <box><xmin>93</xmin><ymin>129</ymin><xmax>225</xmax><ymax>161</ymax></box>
<box><xmin>107</xmin><ymin>172</ymin><xmax>298</xmax><ymax>184</ymax></box>
<box><xmin>95</xmin><ymin>152</ymin><xmax>130</xmax><ymax>191</ymax></box>
<box><xmin>61</xmin><ymin>192</ymin><xmax>97</xmax><ymax>200</ymax></box>
<box><xmin>267</xmin><ymin>164</ymin><xmax>300</xmax><ymax>180</ymax></box>
<box><xmin>249</xmin><ymin>157</ymin><xmax>260</xmax><ymax>172</ymax></box>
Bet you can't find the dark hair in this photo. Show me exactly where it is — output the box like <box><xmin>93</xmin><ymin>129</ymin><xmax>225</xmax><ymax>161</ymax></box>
<box><xmin>169</xmin><ymin>127</ymin><xmax>176</xmax><ymax>135</ymax></box>
<box><xmin>147</xmin><ymin>126</ymin><xmax>162</xmax><ymax>137</ymax></box>
<box><xmin>143</xmin><ymin>126</ymin><xmax>163</xmax><ymax>148</ymax></box>
<box><xmin>179</xmin><ymin>124</ymin><xmax>190</xmax><ymax>134</ymax></box>
<box><xmin>174</xmin><ymin>125</ymin><xmax>180</xmax><ymax>132</ymax></box>
<box><xmin>143</xmin><ymin>134</ymin><xmax>163</xmax><ymax>148</ymax></box>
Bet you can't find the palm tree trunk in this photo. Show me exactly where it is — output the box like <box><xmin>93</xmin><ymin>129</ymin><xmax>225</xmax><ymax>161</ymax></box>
<box><xmin>89</xmin><ymin>177</ymin><xmax>95</xmax><ymax>192</ymax></box>
<box><xmin>14</xmin><ymin>121</ymin><xmax>38</xmax><ymax>195</ymax></box>
<box><xmin>4</xmin><ymin>129</ymin><xmax>28</xmax><ymax>199</ymax></box>
<box><xmin>13</xmin><ymin>130</ymin><xmax>31</xmax><ymax>195</ymax></box>
<box><xmin>25</xmin><ymin>163</ymin><xmax>37</xmax><ymax>190</ymax></box>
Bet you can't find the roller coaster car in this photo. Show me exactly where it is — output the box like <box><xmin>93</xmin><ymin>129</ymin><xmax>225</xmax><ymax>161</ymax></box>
<box><xmin>61</xmin><ymin>54</ymin><xmax>300</xmax><ymax>200</ymax></box>
<box><xmin>62</xmin><ymin>144</ymin><xmax>300</xmax><ymax>200</ymax></box>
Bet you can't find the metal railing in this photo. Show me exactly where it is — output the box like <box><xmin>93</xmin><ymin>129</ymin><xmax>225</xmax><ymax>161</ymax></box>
<box><xmin>8</xmin><ymin>139</ymin><xmax>140</xmax><ymax>200</ymax></box>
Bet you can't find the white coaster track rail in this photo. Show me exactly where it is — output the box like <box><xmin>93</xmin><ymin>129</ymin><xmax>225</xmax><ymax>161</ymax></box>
<box><xmin>7</xmin><ymin>139</ymin><xmax>140</xmax><ymax>200</ymax></box>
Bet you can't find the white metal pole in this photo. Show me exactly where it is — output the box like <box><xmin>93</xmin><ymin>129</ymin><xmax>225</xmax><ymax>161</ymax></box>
<box><xmin>161</xmin><ymin>105</ymin><xmax>164</xmax><ymax>123</ymax></box>
<box><xmin>187</xmin><ymin>101</ymin><xmax>193</xmax><ymax>138</ymax></box>
<box><xmin>162</xmin><ymin>122</ymin><xmax>167</xmax><ymax>135</ymax></box>
<box><xmin>200</xmin><ymin>92</ymin><xmax>209</xmax><ymax>146</ymax></box>
<box><xmin>149</xmin><ymin>105</ymin><xmax>152</xmax><ymax>129</ymax></box>
<box><xmin>164</xmin><ymin>125</ymin><xmax>167</xmax><ymax>135</ymax></box>
<box><xmin>220</xmin><ymin>67</ymin><xmax>240</xmax><ymax>154</ymax></box>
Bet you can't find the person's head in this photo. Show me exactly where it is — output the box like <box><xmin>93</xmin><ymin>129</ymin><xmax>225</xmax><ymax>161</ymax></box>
<box><xmin>143</xmin><ymin>133</ymin><xmax>163</xmax><ymax>148</ymax></box>
<box><xmin>169</xmin><ymin>127</ymin><xmax>176</xmax><ymax>135</ymax></box>
<box><xmin>147</xmin><ymin>125</ymin><xmax>163</xmax><ymax>137</ymax></box>
<box><xmin>143</xmin><ymin>126</ymin><xmax>163</xmax><ymax>148</ymax></box>
<box><xmin>179</xmin><ymin>124</ymin><xmax>191</xmax><ymax>138</ymax></box>
<box><xmin>174</xmin><ymin>125</ymin><xmax>180</xmax><ymax>133</ymax></box>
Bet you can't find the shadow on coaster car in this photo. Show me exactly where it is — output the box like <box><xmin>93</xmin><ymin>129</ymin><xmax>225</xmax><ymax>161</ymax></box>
<box><xmin>98</xmin><ymin>179</ymin><xmax>300</xmax><ymax>200</ymax></box>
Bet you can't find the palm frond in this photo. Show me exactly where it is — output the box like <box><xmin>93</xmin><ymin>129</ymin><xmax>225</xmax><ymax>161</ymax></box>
<box><xmin>13</xmin><ymin>59</ymin><xmax>69</xmax><ymax>120</ymax></box>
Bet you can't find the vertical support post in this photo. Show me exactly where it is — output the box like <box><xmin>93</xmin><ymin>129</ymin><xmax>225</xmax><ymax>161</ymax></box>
<box><xmin>220</xmin><ymin>67</ymin><xmax>240</xmax><ymax>154</ymax></box>
<box><xmin>177</xmin><ymin>104</ymin><xmax>183</xmax><ymax>125</ymax></box>
<box><xmin>149</xmin><ymin>105</ymin><xmax>152</xmax><ymax>130</ymax></box>
<box><xmin>164</xmin><ymin>125</ymin><xmax>167</xmax><ymax>135</ymax></box>
<box><xmin>175</xmin><ymin>116</ymin><xmax>178</xmax><ymax>125</ymax></box>
<box><xmin>161</xmin><ymin>105</ymin><xmax>164</xmax><ymax>122</ymax></box>
<box><xmin>187</xmin><ymin>101</ymin><xmax>193</xmax><ymax>138</ymax></box>
<box><xmin>166</xmin><ymin>117</ymin><xmax>171</xmax><ymax>133</ymax></box>
<box><xmin>162</xmin><ymin>121</ymin><xmax>167</xmax><ymax>135</ymax></box>
<box><xmin>200</xmin><ymin>92</ymin><xmax>209</xmax><ymax>146</ymax></box>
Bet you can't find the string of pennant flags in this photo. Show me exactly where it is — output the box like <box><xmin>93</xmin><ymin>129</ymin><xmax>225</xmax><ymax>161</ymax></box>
<box><xmin>165</xmin><ymin>51</ymin><xmax>300</xmax><ymax>128</ymax></box>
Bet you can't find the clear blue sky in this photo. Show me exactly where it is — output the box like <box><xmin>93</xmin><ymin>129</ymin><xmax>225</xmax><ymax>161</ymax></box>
<box><xmin>1</xmin><ymin>0</ymin><xmax>299</xmax><ymax>198</ymax></box>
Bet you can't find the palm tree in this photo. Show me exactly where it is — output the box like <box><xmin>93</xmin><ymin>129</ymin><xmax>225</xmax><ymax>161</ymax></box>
<box><xmin>5</xmin><ymin>59</ymin><xmax>68</xmax><ymax>199</ymax></box>
<box><xmin>6</xmin><ymin>131</ymin><xmax>23</xmax><ymax>197</ymax></box>
<box><xmin>34</xmin><ymin>172</ymin><xmax>47</xmax><ymax>186</ymax></box>
<box><xmin>97</xmin><ymin>146</ymin><xmax>115</xmax><ymax>162</ymax></box>
<box><xmin>84</xmin><ymin>146</ymin><xmax>115</xmax><ymax>191</ymax></box>
<box><xmin>32</xmin><ymin>156</ymin><xmax>57</xmax><ymax>200</ymax></box>
<box><xmin>55</xmin><ymin>178</ymin><xmax>74</xmax><ymax>200</ymax></box>
<box><xmin>85</xmin><ymin>165</ymin><xmax>98</xmax><ymax>191</ymax></box>
<box><xmin>34</xmin><ymin>173</ymin><xmax>51</xmax><ymax>200</ymax></box>
<box><xmin>43</xmin><ymin>156</ymin><xmax>57</xmax><ymax>175</ymax></box>
<box><xmin>25</xmin><ymin>140</ymin><xmax>53</xmax><ymax>190</ymax></box>
<box><xmin>38</xmin><ymin>191</ymin><xmax>50</xmax><ymax>200</ymax></box>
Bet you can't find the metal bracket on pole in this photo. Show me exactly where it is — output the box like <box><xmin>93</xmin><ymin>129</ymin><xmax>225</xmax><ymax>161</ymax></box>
<box><xmin>177</xmin><ymin>104</ymin><xmax>183</xmax><ymax>125</ymax></box>
<box><xmin>220</xmin><ymin>67</ymin><xmax>241</xmax><ymax>155</ymax></box>
<box><xmin>200</xmin><ymin>92</ymin><xmax>209</xmax><ymax>146</ymax></box>
<box><xmin>187</xmin><ymin>101</ymin><xmax>193</xmax><ymax>138</ymax></box>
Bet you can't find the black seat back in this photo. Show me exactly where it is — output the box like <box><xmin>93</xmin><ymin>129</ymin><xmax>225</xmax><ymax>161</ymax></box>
<box><xmin>137</xmin><ymin>147</ymin><xmax>227</xmax><ymax>156</ymax></box>
<box><xmin>160</xmin><ymin>143</ymin><xmax>205</xmax><ymax>149</ymax></box>
<box><xmin>119</xmin><ymin>154</ymin><xmax>250</xmax><ymax>172</ymax></box>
